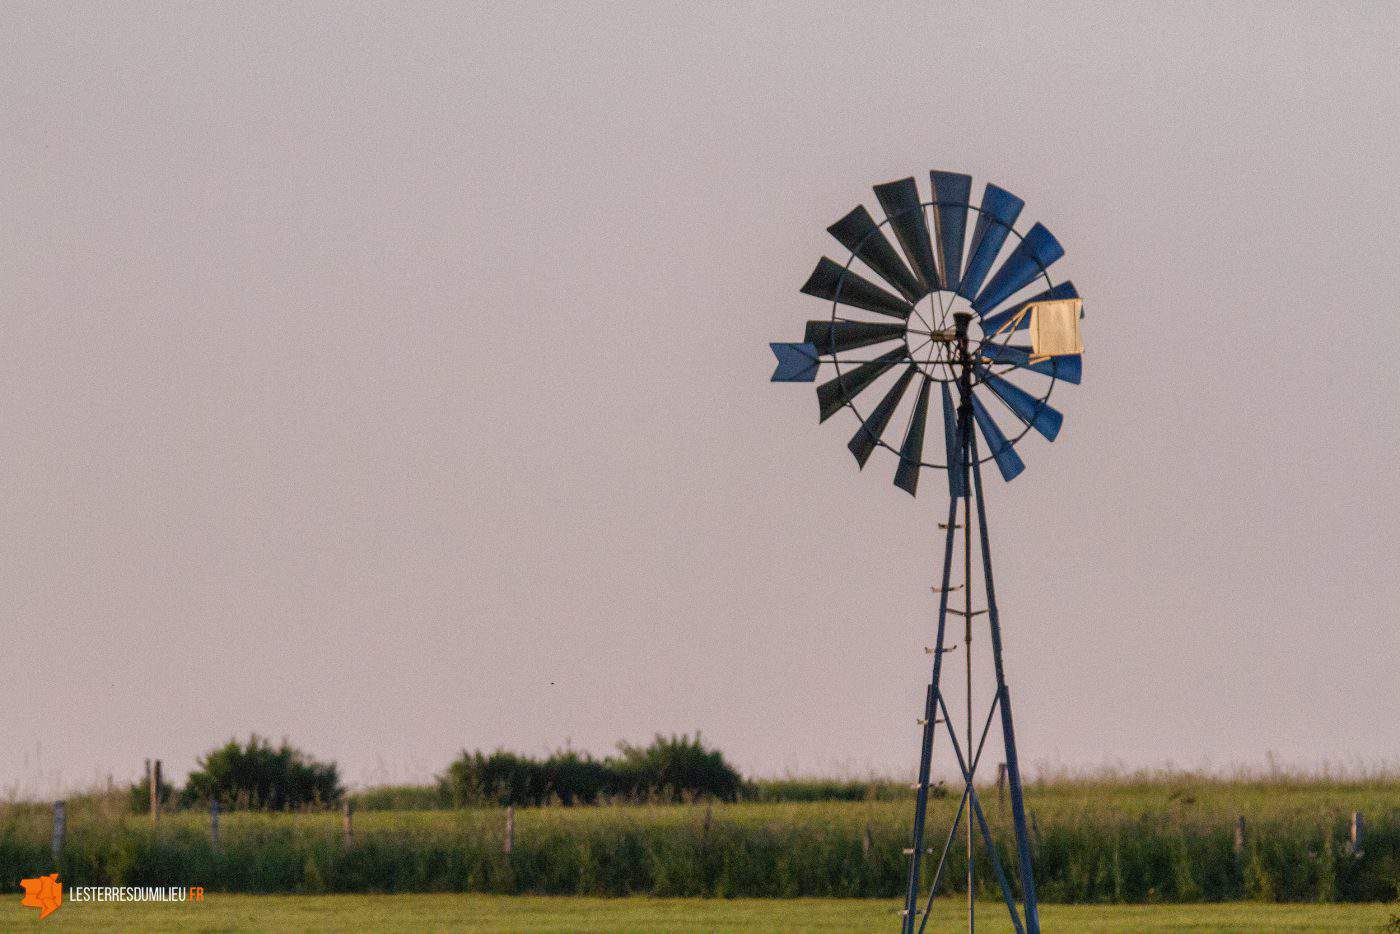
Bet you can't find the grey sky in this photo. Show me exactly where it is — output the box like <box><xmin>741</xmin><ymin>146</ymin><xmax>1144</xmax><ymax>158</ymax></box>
<box><xmin>3</xmin><ymin>2</ymin><xmax>1398</xmax><ymax>793</ymax></box>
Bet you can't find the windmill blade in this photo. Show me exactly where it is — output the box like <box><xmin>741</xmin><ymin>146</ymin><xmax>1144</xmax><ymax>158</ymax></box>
<box><xmin>816</xmin><ymin>346</ymin><xmax>908</xmax><ymax>422</ymax></box>
<box><xmin>769</xmin><ymin>342</ymin><xmax>819</xmax><ymax>382</ymax></box>
<box><xmin>971</xmin><ymin>223</ymin><xmax>1065</xmax><ymax>315</ymax></box>
<box><xmin>940</xmin><ymin>383</ymin><xmax>966</xmax><ymax>498</ymax></box>
<box><xmin>874</xmin><ymin>177</ymin><xmax>940</xmax><ymax>292</ymax></box>
<box><xmin>827</xmin><ymin>206</ymin><xmax>927</xmax><ymax>303</ymax></box>
<box><xmin>971</xmin><ymin>393</ymin><xmax>1026</xmax><ymax>482</ymax></box>
<box><xmin>848</xmin><ymin>365</ymin><xmax>918</xmax><ymax>468</ymax></box>
<box><xmin>893</xmin><ymin>374</ymin><xmax>933</xmax><ymax>496</ymax></box>
<box><xmin>801</xmin><ymin>257</ymin><xmax>913</xmax><ymax>320</ymax></box>
<box><xmin>804</xmin><ymin>320</ymin><xmax>907</xmax><ymax>356</ymax></box>
<box><xmin>979</xmin><ymin>281</ymin><xmax>1079</xmax><ymax>336</ymax></box>
<box><xmin>930</xmin><ymin>171</ymin><xmax>972</xmax><ymax>294</ymax></box>
<box><xmin>975</xmin><ymin>366</ymin><xmax>1063</xmax><ymax>441</ymax></box>
<box><xmin>959</xmin><ymin>184</ymin><xmax>1024</xmax><ymax>301</ymax></box>
<box><xmin>979</xmin><ymin>342</ymin><xmax>1082</xmax><ymax>385</ymax></box>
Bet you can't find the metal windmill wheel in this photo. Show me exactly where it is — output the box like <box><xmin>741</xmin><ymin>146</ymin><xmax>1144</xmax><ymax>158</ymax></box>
<box><xmin>769</xmin><ymin>171</ymin><xmax>1085</xmax><ymax>934</ymax></box>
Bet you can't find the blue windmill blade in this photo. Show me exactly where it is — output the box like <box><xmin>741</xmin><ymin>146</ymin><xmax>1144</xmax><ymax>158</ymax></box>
<box><xmin>980</xmin><ymin>281</ymin><xmax>1079</xmax><ymax>335</ymax></box>
<box><xmin>827</xmin><ymin>205</ymin><xmax>927</xmax><ymax>304</ymax></box>
<box><xmin>770</xmin><ymin>342</ymin><xmax>819</xmax><ymax>382</ymax></box>
<box><xmin>801</xmin><ymin>257</ymin><xmax>913</xmax><ymax>320</ymax></box>
<box><xmin>930</xmin><ymin>171</ymin><xmax>972</xmax><ymax>294</ymax></box>
<box><xmin>848</xmin><ymin>365</ymin><xmax>917</xmax><ymax>468</ymax></box>
<box><xmin>971</xmin><ymin>223</ymin><xmax>1065</xmax><ymax>316</ymax></box>
<box><xmin>874</xmin><ymin>178</ymin><xmax>940</xmax><ymax>293</ymax></box>
<box><xmin>980</xmin><ymin>342</ymin><xmax>1083</xmax><ymax>385</ymax></box>
<box><xmin>975</xmin><ymin>366</ymin><xmax>1063</xmax><ymax>441</ymax></box>
<box><xmin>940</xmin><ymin>383</ymin><xmax>966</xmax><ymax>498</ymax></box>
<box><xmin>804</xmin><ymin>320</ymin><xmax>907</xmax><ymax>356</ymax></box>
<box><xmin>815</xmin><ymin>346</ymin><xmax>907</xmax><ymax>422</ymax></box>
<box><xmin>893</xmin><ymin>374</ymin><xmax>933</xmax><ymax>496</ymax></box>
<box><xmin>970</xmin><ymin>393</ymin><xmax>1026</xmax><ymax>481</ymax></box>
<box><xmin>959</xmin><ymin>183</ymin><xmax>1024</xmax><ymax>301</ymax></box>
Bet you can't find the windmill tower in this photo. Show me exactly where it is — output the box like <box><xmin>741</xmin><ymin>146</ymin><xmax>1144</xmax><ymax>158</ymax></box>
<box><xmin>770</xmin><ymin>170</ymin><xmax>1083</xmax><ymax>934</ymax></box>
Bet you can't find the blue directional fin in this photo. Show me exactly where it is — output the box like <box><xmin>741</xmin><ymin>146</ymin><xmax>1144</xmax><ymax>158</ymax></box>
<box><xmin>940</xmin><ymin>383</ymin><xmax>966</xmax><ymax>499</ymax></box>
<box><xmin>975</xmin><ymin>366</ymin><xmax>1062</xmax><ymax>441</ymax></box>
<box><xmin>980</xmin><ymin>281</ymin><xmax>1079</xmax><ymax>336</ymax></box>
<box><xmin>770</xmin><ymin>342</ymin><xmax>819</xmax><ymax>382</ymax></box>
<box><xmin>930</xmin><ymin>171</ymin><xmax>972</xmax><ymax>294</ymax></box>
<box><xmin>848</xmin><ymin>365</ymin><xmax>917</xmax><ymax>468</ymax></box>
<box><xmin>979</xmin><ymin>342</ymin><xmax>1082</xmax><ymax>385</ymax></box>
<box><xmin>959</xmin><ymin>184</ymin><xmax>1024</xmax><ymax>301</ymax></box>
<box><xmin>816</xmin><ymin>346</ymin><xmax>907</xmax><ymax>422</ymax></box>
<box><xmin>893</xmin><ymin>375</ymin><xmax>932</xmax><ymax>496</ymax></box>
<box><xmin>971</xmin><ymin>393</ymin><xmax>1025</xmax><ymax>482</ymax></box>
<box><xmin>972</xmin><ymin>223</ymin><xmax>1065</xmax><ymax>315</ymax></box>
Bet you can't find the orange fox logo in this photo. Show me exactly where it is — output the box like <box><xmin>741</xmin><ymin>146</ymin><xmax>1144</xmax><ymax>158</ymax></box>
<box><xmin>19</xmin><ymin>874</ymin><xmax>62</xmax><ymax>919</ymax></box>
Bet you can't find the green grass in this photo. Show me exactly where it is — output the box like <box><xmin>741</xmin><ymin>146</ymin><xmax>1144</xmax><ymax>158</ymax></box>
<box><xmin>8</xmin><ymin>894</ymin><xmax>1398</xmax><ymax>932</ymax></box>
<box><xmin>4</xmin><ymin>776</ymin><xmax>1399</xmax><ymax>901</ymax></box>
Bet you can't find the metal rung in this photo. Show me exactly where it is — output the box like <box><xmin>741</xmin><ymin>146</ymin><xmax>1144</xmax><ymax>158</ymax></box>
<box><xmin>938</xmin><ymin>522</ymin><xmax>963</xmax><ymax>530</ymax></box>
<box><xmin>915</xmin><ymin>718</ymin><xmax>945</xmax><ymax>725</ymax></box>
<box><xmin>900</xmin><ymin>908</ymin><xmax>923</xmax><ymax>917</ymax></box>
<box><xmin>930</xmin><ymin>584</ymin><xmax>963</xmax><ymax>593</ymax></box>
<box><xmin>947</xmin><ymin>608</ymin><xmax>987</xmax><ymax>618</ymax></box>
<box><xmin>902</xmin><ymin>847</ymin><xmax>935</xmax><ymax>855</ymax></box>
<box><xmin>925</xmin><ymin>644</ymin><xmax>958</xmax><ymax>654</ymax></box>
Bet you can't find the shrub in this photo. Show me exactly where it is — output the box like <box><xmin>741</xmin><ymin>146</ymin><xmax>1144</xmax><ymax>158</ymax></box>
<box><xmin>180</xmin><ymin>735</ymin><xmax>343</xmax><ymax>810</ymax></box>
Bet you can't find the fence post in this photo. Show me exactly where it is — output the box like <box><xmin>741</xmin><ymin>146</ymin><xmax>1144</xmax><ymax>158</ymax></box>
<box><xmin>1349</xmin><ymin>811</ymin><xmax>1363</xmax><ymax>856</ymax></box>
<box><xmin>341</xmin><ymin>799</ymin><xmax>353</xmax><ymax>846</ymax></box>
<box><xmin>862</xmin><ymin>819</ymin><xmax>873</xmax><ymax>859</ymax></box>
<box><xmin>702</xmin><ymin>802</ymin><xmax>712</xmax><ymax>838</ymax></box>
<box><xmin>51</xmin><ymin>801</ymin><xmax>65</xmax><ymax>860</ymax></box>
<box><xmin>1232</xmin><ymin>815</ymin><xmax>1246</xmax><ymax>856</ymax></box>
<box><xmin>210</xmin><ymin>800</ymin><xmax>220</xmax><ymax>850</ymax></box>
<box><xmin>996</xmin><ymin>763</ymin><xmax>1008</xmax><ymax>806</ymax></box>
<box><xmin>503</xmin><ymin>805</ymin><xmax>514</xmax><ymax>854</ymax></box>
<box><xmin>150</xmin><ymin>759</ymin><xmax>162</xmax><ymax>821</ymax></box>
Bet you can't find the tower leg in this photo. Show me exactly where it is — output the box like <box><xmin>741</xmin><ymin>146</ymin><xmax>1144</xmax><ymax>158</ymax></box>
<box><xmin>969</xmin><ymin>437</ymin><xmax>1040</xmax><ymax>934</ymax></box>
<box><xmin>901</xmin><ymin>490</ymin><xmax>962</xmax><ymax>934</ymax></box>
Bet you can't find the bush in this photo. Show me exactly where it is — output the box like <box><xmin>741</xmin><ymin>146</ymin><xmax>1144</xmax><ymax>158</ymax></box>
<box><xmin>180</xmin><ymin>736</ymin><xmax>343</xmax><ymax>810</ymax></box>
<box><xmin>437</xmin><ymin>735</ymin><xmax>742</xmax><ymax>807</ymax></box>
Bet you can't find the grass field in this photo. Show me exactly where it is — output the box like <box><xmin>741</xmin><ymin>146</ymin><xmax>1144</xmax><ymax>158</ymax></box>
<box><xmin>4</xmin><ymin>776</ymin><xmax>1398</xmax><ymax>902</ymax></box>
<box><xmin>5</xmin><ymin>894</ymin><xmax>1398</xmax><ymax>932</ymax></box>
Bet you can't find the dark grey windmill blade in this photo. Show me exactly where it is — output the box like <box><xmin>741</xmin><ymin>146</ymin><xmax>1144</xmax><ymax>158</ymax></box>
<box><xmin>971</xmin><ymin>223</ymin><xmax>1065</xmax><ymax>315</ymax></box>
<box><xmin>827</xmin><ymin>206</ymin><xmax>927</xmax><ymax>304</ymax></box>
<box><xmin>930</xmin><ymin>171</ymin><xmax>972</xmax><ymax>294</ymax></box>
<box><xmin>848</xmin><ymin>365</ymin><xmax>918</xmax><ymax>468</ymax></box>
<box><xmin>804</xmin><ymin>320</ymin><xmax>907</xmax><ymax>356</ymax></box>
<box><xmin>959</xmin><ymin>184</ymin><xmax>1024</xmax><ymax>301</ymax></box>
<box><xmin>816</xmin><ymin>346</ymin><xmax>908</xmax><ymax>422</ymax></box>
<box><xmin>801</xmin><ymin>257</ymin><xmax>913</xmax><ymax>320</ymax></box>
<box><xmin>873</xmin><ymin>178</ymin><xmax>940</xmax><ymax>292</ymax></box>
<box><xmin>893</xmin><ymin>375</ymin><xmax>933</xmax><ymax>496</ymax></box>
<box><xmin>940</xmin><ymin>383</ymin><xmax>966</xmax><ymax>498</ymax></box>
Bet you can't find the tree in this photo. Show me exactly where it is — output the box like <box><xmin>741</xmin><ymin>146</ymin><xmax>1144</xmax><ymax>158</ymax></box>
<box><xmin>181</xmin><ymin>735</ymin><xmax>342</xmax><ymax>810</ymax></box>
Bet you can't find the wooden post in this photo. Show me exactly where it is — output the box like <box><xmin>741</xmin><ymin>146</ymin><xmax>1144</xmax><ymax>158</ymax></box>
<box><xmin>503</xmin><ymin>805</ymin><xmax>514</xmax><ymax>854</ymax></box>
<box><xmin>210</xmin><ymin>800</ymin><xmax>220</xmax><ymax>850</ymax></box>
<box><xmin>862</xmin><ymin>819</ymin><xmax>873</xmax><ymax>859</ymax></box>
<box><xmin>150</xmin><ymin>759</ymin><xmax>162</xmax><ymax>821</ymax></box>
<box><xmin>702</xmin><ymin>802</ymin><xmax>712</xmax><ymax>838</ymax></box>
<box><xmin>1029</xmin><ymin>809</ymin><xmax>1041</xmax><ymax>857</ymax></box>
<box><xmin>1349</xmin><ymin>811</ymin><xmax>1363</xmax><ymax>856</ymax></box>
<box><xmin>996</xmin><ymin>763</ymin><xmax>1008</xmax><ymax>806</ymax></box>
<box><xmin>341</xmin><ymin>799</ymin><xmax>353</xmax><ymax>846</ymax></box>
<box><xmin>1233</xmin><ymin>815</ymin><xmax>1246</xmax><ymax>856</ymax></box>
<box><xmin>51</xmin><ymin>801</ymin><xmax>65</xmax><ymax>859</ymax></box>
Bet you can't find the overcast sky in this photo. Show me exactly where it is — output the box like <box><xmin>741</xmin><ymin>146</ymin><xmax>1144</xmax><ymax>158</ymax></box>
<box><xmin>3</xmin><ymin>2</ymin><xmax>1398</xmax><ymax>793</ymax></box>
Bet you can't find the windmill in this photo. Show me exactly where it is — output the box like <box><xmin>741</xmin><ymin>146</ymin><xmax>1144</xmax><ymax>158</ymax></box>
<box><xmin>769</xmin><ymin>171</ymin><xmax>1083</xmax><ymax>934</ymax></box>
